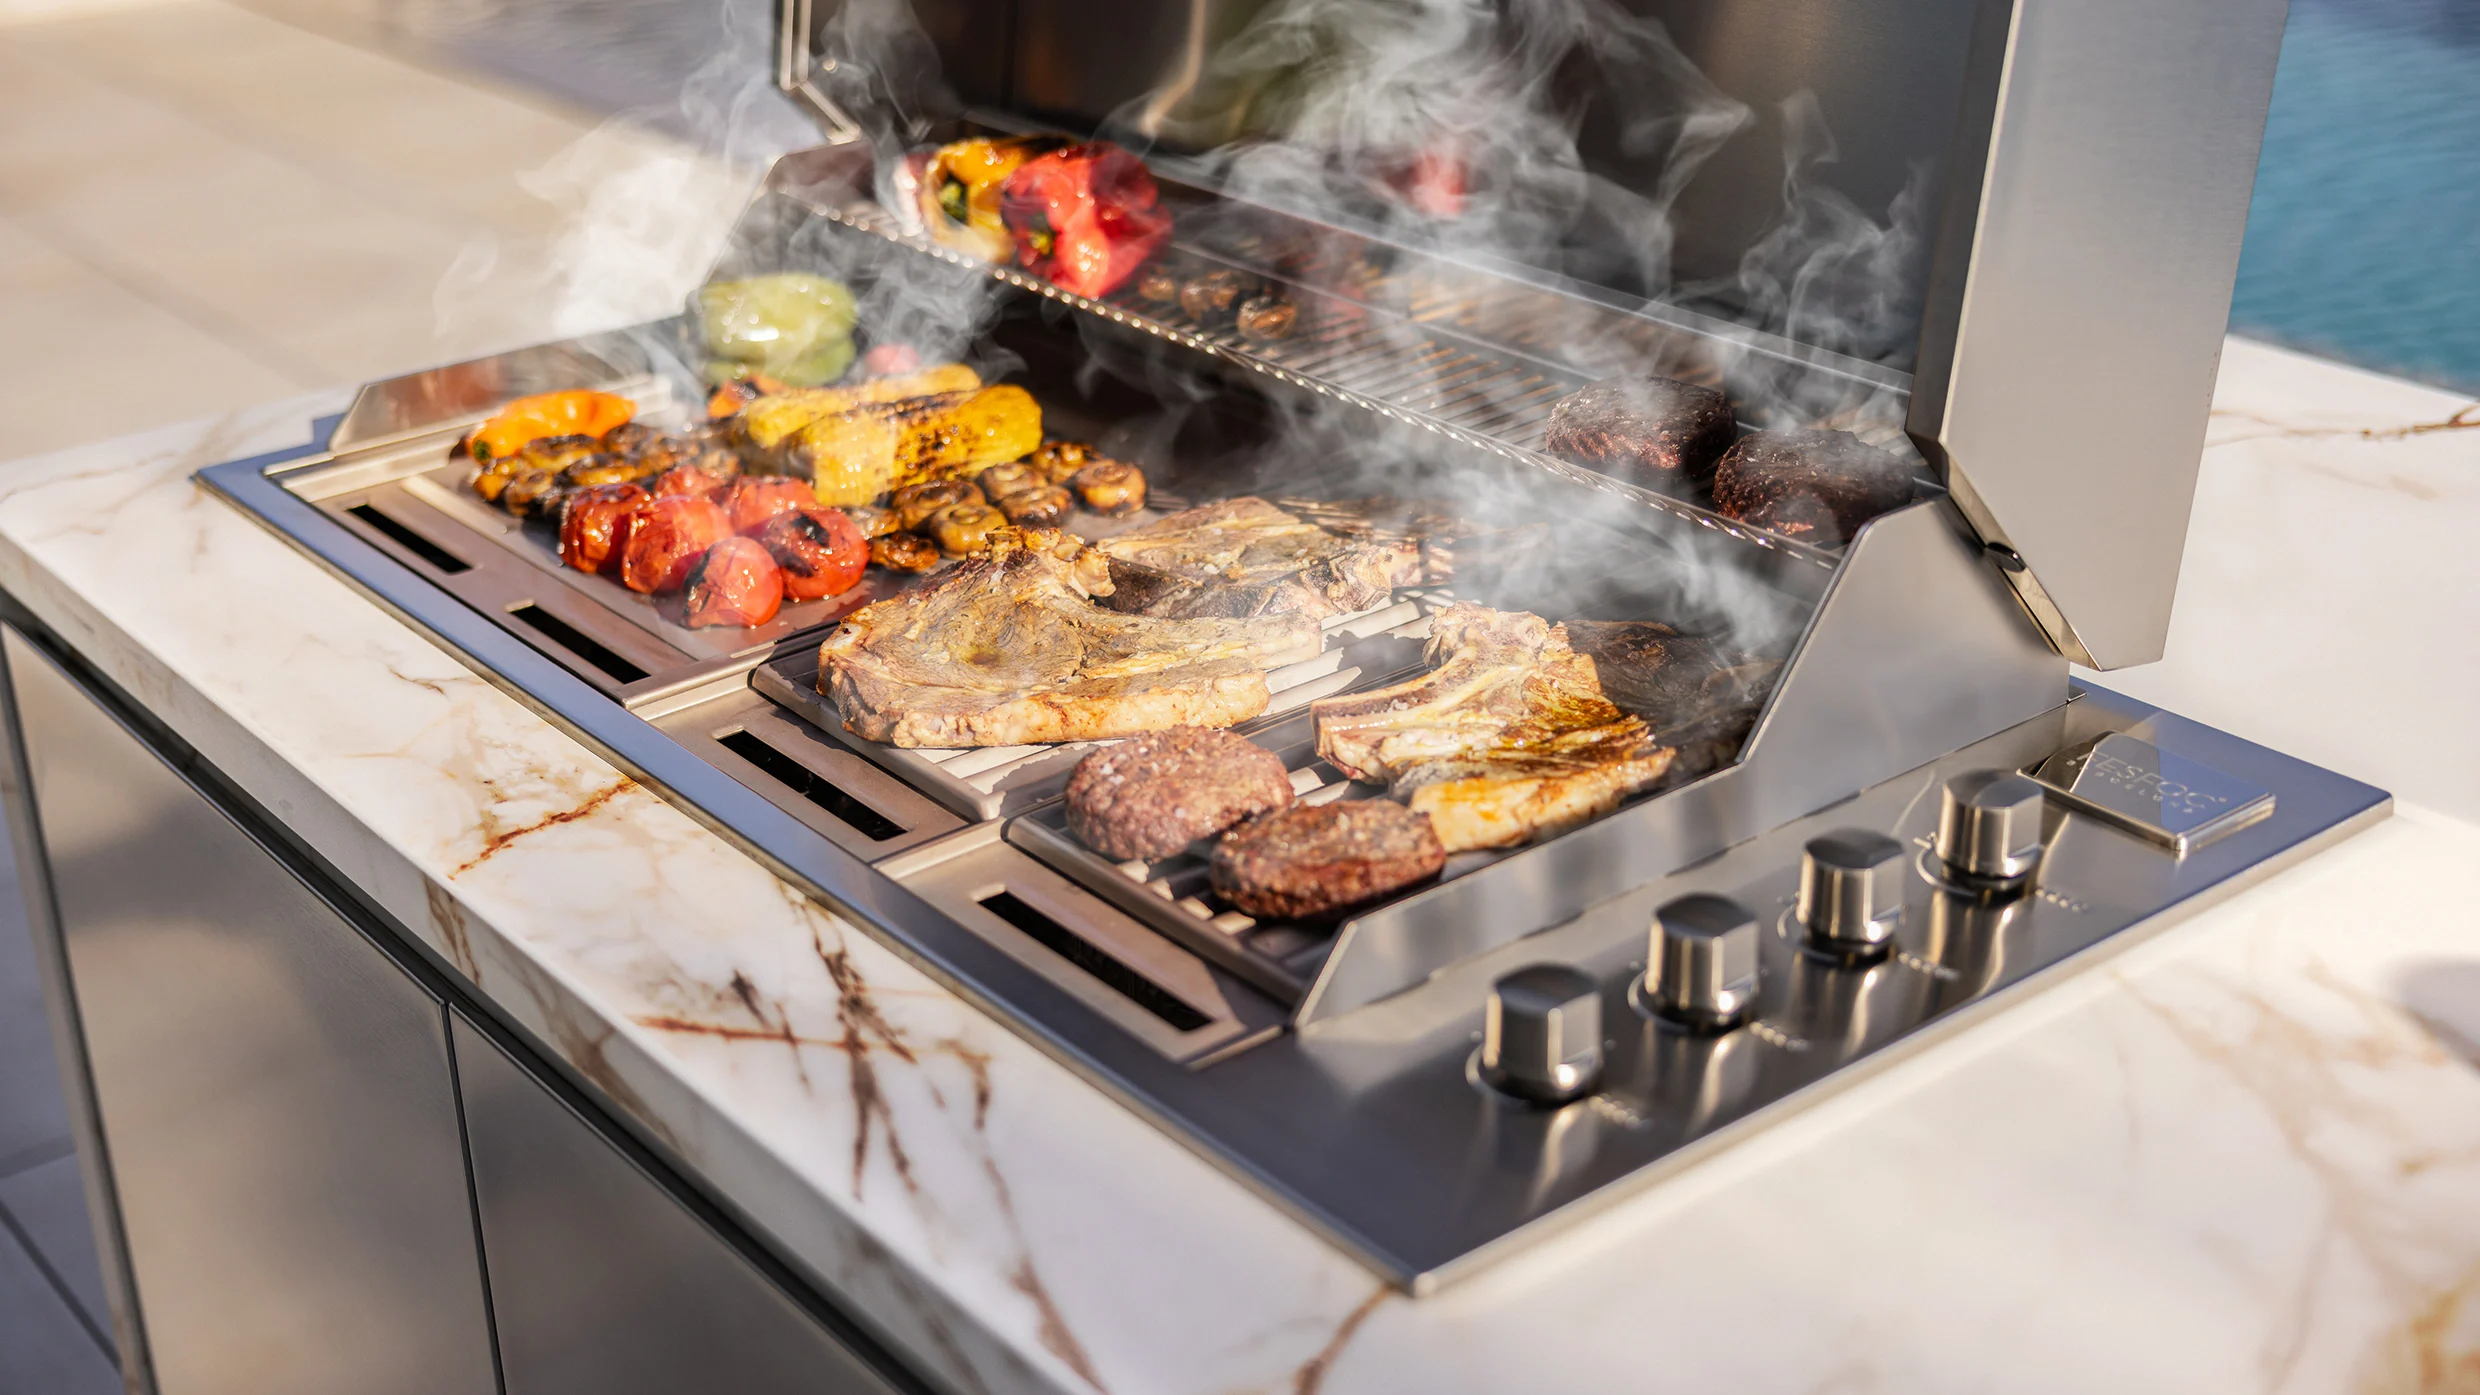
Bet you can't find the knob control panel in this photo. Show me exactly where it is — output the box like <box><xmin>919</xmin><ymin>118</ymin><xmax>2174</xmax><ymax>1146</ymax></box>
<box><xmin>1480</xmin><ymin>965</ymin><xmax>1604</xmax><ymax>1105</ymax></box>
<box><xmin>1796</xmin><ymin>829</ymin><xmax>1907</xmax><ymax>955</ymax></box>
<box><xmin>1934</xmin><ymin>770</ymin><xmax>2048</xmax><ymax>888</ymax></box>
<box><xmin>1645</xmin><ymin>893</ymin><xmax>1760</xmax><ymax>1031</ymax></box>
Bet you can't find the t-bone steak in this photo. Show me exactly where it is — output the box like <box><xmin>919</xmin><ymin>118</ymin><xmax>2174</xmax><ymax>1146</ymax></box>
<box><xmin>818</xmin><ymin>536</ymin><xmax>1321</xmax><ymax>747</ymax></box>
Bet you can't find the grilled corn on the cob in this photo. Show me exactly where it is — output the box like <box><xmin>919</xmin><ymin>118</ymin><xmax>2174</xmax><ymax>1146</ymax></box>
<box><xmin>733</xmin><ymin>364</ymin><xmax>984</xmax><ymax>457</ymax></box>
<box><xmin>780</xmin><ymin>385</ymin><xmax>1044</xmax><ymax>505</ymax></box>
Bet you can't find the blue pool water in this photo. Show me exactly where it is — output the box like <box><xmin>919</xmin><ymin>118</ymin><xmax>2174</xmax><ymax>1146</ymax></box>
<box><xmin>2232</xmin><ymin>0</ymin><xmax>2480</xmax><ymax>391</ymax></box>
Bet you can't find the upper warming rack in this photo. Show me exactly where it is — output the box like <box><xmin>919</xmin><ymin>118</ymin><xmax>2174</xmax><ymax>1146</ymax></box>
<box><xmin>768</xmin><ymin>151</ymin><xmax>1872</xmax><ymax>572</ymax></box>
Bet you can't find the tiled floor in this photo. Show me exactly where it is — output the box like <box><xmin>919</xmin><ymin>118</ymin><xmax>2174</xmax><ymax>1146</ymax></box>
<box><xmin>0</xmin><ymin>0</ymin><xmax>758</xmax><ymax>1375</ymax></box>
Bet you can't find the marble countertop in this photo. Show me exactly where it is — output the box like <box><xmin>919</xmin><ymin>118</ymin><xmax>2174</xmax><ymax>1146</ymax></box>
<box><xmin>1</xmin><ymin>335</ymin><xmax>2476</xmax><ymax>1393</ymax></box>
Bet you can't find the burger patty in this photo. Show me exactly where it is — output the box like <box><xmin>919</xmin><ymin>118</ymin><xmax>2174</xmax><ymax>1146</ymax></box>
<box><xmin>1064</xmin><ymin>727</ymin><xmax>1296</xmax><ymax>862</ymax></box>
<box><xmin>1208</xmin><ymin>799</ymin><xmax>1446</xmax><ymax>921</ymax></box>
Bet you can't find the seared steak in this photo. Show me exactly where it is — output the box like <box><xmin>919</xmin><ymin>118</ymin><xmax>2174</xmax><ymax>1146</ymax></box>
<box><xmin>1311</xmin><ymin>604</ymin><xmax>1676</xmax><ymax>852</ymax></box>
<box><xmin>1208</xmin><ymin>800</ymin><xmax>1446</xmax><ymax>920</ymax></box>
<box><xmin>1543</xmin><ymin>371</ymin><xmax>1737</xmax><ymax>492</ymax></box>
<box><xmin>1065</xmin><ymin>727</ymin><xmax>1295</xmax><ymax>862</ymax></box>
<box><xmin>819</xmin><ymin>537</ymin><xmax>1320</xmax><ymax>748</ymax></box>
<box><xmin>1095</xmin><ymin>497</ymin><xmax>1420</xmax><ymax>621</ymax></box>
<box><xmin>1710</xmin><ymin>429</ymin><xmax>1914</xmax><ymax>547</ymax></box>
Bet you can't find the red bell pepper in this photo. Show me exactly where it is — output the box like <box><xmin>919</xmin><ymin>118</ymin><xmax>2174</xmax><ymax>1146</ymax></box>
<box><xmin>998</xmin><ymin>143</ymin><xmax>1172</xmax><ymax>299</ymax></box>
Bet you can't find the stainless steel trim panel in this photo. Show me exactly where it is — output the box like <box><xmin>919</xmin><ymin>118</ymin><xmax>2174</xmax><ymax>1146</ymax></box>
<box><xmin>4</xmin><ymin>626</ymin><xmax>501</xmax><ymax>1394</ymax></box>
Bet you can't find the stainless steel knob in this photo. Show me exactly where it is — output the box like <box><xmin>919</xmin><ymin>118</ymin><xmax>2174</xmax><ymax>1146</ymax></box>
<box><xmin>1480</xmin><ymin>965</ymin><xmax>1604</xmax><ymax>1105</ymax></box>
<box><xmin>1797</xmin><ymin>829</ymin><xmax>1907</xmax><ymax>954</ymax></box>
<box><xmin>1935</xmin><ymin>770</ymin><xmax>2048</xmax><ymax>887</ymax></box>
<box><xmin>1645</xmin><ymin>893</ymin><xmax>1760</xmax><ymax>1030</ymax></box>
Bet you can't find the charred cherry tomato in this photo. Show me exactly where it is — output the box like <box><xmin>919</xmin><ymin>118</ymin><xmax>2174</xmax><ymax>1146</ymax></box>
<box><xmin>559</xmin><ymin>482</ymin><xmax>648</xmax><ymax>574</ymax></box>
<box><xmin>754</xmin><ymin>507</ymin><xmax>868</xmax><ymax>601</ymax></box>
<box><xmin>463</xmin><ymin>391</ymin><xmax>634</xmax><ymax>465</ymax></box>
<box><xmin>620</xmin><ymin>496</ymin><xmax>732</xmax><ymax>594</ymax></box>
<box><xmin>719</xmin><ymin>475</ymin><xmax>819</xmax><ymax>534</ymax></box>
<box><xmin>681</xmin><ymin>537</ymin><xmax>785</xmax><ymax>629</ymax></box>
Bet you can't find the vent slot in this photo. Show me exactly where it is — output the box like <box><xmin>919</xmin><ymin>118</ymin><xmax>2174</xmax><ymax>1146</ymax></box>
<box><xmin>977</xmin><ymin>892</ymin><xmax>1211</xmax><ymax>1032</ymax></box>
<box><xmin>715</xmin><ymin>729</ymin><xmax>905</xmax><ymax>840</ymax></box>
<box><xmin>505</xmin><ymin>604</ymin><xmax>647</xmax><ymax>685</ymax></box>
<box><xmin>348</xmin><ymin>503</ymin><xmax>471</xmax><ymax>574</ymax></box>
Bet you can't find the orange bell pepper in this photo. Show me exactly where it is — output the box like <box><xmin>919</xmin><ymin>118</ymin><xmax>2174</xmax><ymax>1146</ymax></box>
<box><xmin>463</xmin><ymin>390</ymin><xmax>635</xmax><ymax>463</ymax></box>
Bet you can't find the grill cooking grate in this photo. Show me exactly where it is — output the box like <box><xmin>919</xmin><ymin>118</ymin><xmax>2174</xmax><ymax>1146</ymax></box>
<box><xmin>816</xmin><ymin>205</ymin><xmax>1841</xmax><ymax>570</ymax></box>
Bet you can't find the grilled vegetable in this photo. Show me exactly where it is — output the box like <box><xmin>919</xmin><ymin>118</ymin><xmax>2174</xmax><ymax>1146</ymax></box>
<box><xmin>601</xmin><ymin>422</ymin><xmax>662</xmax><ymax>456</ymax></box>
<box><xmin>912</xmin><ymin>137</ymin><xmax>1058</xmax><ymax>263</ymax></box>
<box><xmin>754</xmin><ymin>507</ymin><xmax>869</xmax><ymax>601</ymax></box>
<box><xmin>1179</xmin><ymin>270</ymin><xmax>1251</xmax><ymax>325</ymax></box>
<box><xmin>732</xmin><ymin>365</ymin><xmax>985</xmax><ymax>457</ymax></box>
<box><xmin>845</xmin><ymin>505</ymin><xmax>899</xmax><ymax>539</ymax></box>
<box><xmin>1069</xmin><ymin>460</ymin><xmax>1147</xmax><ymax>516</ymax></box>
<box><xmin>995</xmin><ymin>483</ymin><xmax>1074</xmax><ymax>528</ymax></box>
<box><xmin>558</xmin><ymin>455</ymin><xmax>660</xmax><ymax>490</ymax></box>
<box><xmin>974</xmin><ymin>461</ymin><xmax>1045</xmax><ymax>501</ymax></box>
<box><xmin>869</xmin><ymin>533</ymin><xmax>939</xmax><ymax>573</ymax></box>
<box><xmin>927</xmin><ymin>500</ymin><xmax>1007</xmax><ymax>555</ymax></box>
<box><xmin>706</xmin><ymin>372</ymin><xmax>788</xmax><ymax>420</ymax></box>
<box><xmin>621</xmin><ymin>496</ymin><xmax>733</xmax><ymax>594</ymax></box>
<box><xmin>999</xmin><ymin>143</ymin><xmax>1173</xmax><ymax>299</ymax></box>
<box><xmin>463</xmin><ymin>391</ymin><xmax>635</xmax><ymax>465</ymax></box>
<box><xmin>559</xmin><ymin>483</ymin><xmax>648</xmax><ymax>574</ymax></box>
<box><xmin>651</xmin><ymin>461</ymin><xmax>737</xmax><ymax>501</ymax></box>
<box><xmin>681</xmin><ymin>537</ymin><xmax>785</xmax><ymax>628</ymax></box>
<box><xmin>891</xmin><ymin>479</ymin><xmax>982</xmax><ymax>532</ymax></box>
<box><xmin>499</xmin><ymin>467</ymin><xmax>564</xmax><ymax>520</ymax></box>
<box><xmin>1137</xmin><ymin>264</ymin><xmax>1181</xmax><ymax>304</ymax></box>
<box><xmin>861</xmin><ymin>343</ymin><xmax>923</xmax><ymax>379</ymax></box>
<box><xmin>1029</xmin><ymin>440</ymin><xmax>1095</xmax><ymax>484</ymax></box>
<box><xmin>780</xmin><ymin>385</ymin><xmax>1044</xmax><ymax>507</ymax></box>
<box><xmin>697</xmin><ymin>274</ymin><xmax>857</xmax><ymax>387</ymax></box>
<box><xmin>1236</xmin><ymin>294</ymin><xmax>1299</xmax><ymax>341</ymax></box>
<box><xmin>720</xmin><ymin>475</ymin><xmax>818</xmax><ymax>534</ymax></box>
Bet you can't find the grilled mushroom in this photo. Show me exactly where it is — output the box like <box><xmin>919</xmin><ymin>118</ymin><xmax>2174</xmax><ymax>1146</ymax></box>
<box><xmin>995</xmin><ymin>483</ymin><xmax>1074</xmax><ymax>528</ymax></box>
<box><xmin>1029</xmin><ymin>440</ymin><xmax>1095</xmax><ymax>484</ymax></box>
<box><xmin>891</xmin><ymin>478</ymin><xmax>983</xmax><ymax>532</ymax></box>
<box><xmin>869</xmin><ymin>532</ymin><xmax>939</xmax><ymax>572</ymax></box>
<box><xmin>1178</xmin><ymin>269</ymin><xmax>1252</xmax><ymax>326</ymax></box>
<box><xmin>1137</xmin><ymin>264</ymin><xmax>1181</xmax><ymax>304</ymax></box>
<box><xmin>1236</xmin><ymin>294</ymin><xmax>1298</xmax><ymax>341</ymax></box>
<box><xmin>843</xmin><ymin>504</ymin><xmax>900</xmax><ymax>539</ymax></box>
<box><xmin>926</xmin><ymin>500</ymin><xmax>1007</xmax><ymax>555</ymax></box>
<box><xmin>1068</xmin><ymin>460</ymin><xmax>1147</xmax><ymax>516</ymax></box>
<box><xmin>974</xmin><ymin>461</ymin><xmax>1045</xmax><ymax>500</ymax></box>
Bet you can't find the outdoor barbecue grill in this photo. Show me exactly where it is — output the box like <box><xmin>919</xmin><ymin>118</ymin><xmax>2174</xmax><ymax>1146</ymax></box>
<box><xmin>199</xmin><ymin>0</ymin><xmax>2381</xmax><ymax>1293</ymax></box>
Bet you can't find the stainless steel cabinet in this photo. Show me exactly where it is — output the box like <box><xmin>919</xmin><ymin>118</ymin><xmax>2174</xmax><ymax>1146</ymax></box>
<box><xmin>451</xmin><ymin>1010</ymin><xmax>904</xmax><ymax>1395</ymax></box>
<box><xmin>4</xmin><ymin>627</ymin><xmax>500</xmax><ymax>1395</ymax></box>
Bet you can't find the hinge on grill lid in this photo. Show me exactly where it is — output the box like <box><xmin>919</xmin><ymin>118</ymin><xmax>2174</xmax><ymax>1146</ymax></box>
<box><xmin>775</xmin><ymin>0</ymin><xmax>865</xmax><ymax>145</ymax></box>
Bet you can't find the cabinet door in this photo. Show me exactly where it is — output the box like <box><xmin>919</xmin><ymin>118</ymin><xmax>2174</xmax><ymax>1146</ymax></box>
<box><xmin>5</xmin><ymin>628</ymin><xmax>498</xmax><ymax>1395</ymax></box>
<box><xmin>450</xmin><ymin>1011</ymin><xmax>909</xmax><ymax>1395</ymax></box>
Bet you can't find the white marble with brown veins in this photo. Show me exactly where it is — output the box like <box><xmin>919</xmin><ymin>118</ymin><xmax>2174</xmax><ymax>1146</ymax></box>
<box><xmin>0</xmin><ymin>334</ymin><xmax>2476</xmax><ymax>1393</ymax></box>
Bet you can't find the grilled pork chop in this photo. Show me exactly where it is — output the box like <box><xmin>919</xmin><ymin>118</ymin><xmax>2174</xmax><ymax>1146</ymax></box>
<box><xmin>1310</xmin><ymin>605</ymin><xmax>1676</xmax><ymax>852</ymax></box>
<box><xmin>819</xmin><ymin>537</ymin><xmax>1321</xmax><ymax>748</ymax></box>
<box><xmin>1094</xmin><ymin>497</ymin><xmax>1420</xmax><ymax>621</ymax></box>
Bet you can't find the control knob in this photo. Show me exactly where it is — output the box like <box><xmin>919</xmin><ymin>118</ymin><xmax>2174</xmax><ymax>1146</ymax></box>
<box><xmin>1935</xmin><ymin>770</ymin><xmax>2048</xmax><ymax>889</ymax></box>
<box><xmin>1480</xmin><ymin>965</ymin><xmax>1604</xmax><ymax>1105</ymax></box>
<box><xmin>1797</xmin><ymin>829</ymin><xmax>1907</xmax><ymax>955</ymax></box>
<box><xmin>1645</xmin><ymin>893</ymin><xmax>1760</xmax><ymax>1031</ymax></box>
